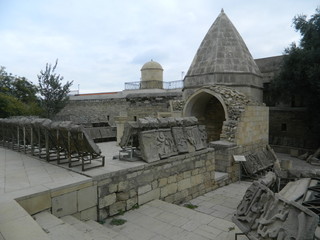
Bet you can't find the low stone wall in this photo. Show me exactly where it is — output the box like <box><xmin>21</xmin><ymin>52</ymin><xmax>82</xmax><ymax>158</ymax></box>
<box><xmin>96</xmin><ymin>148</ymin><xmax>215</xmax><ymax>220</ymax></box>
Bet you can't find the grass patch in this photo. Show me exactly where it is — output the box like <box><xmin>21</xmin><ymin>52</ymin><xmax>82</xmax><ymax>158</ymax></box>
<box><xmin>110</xmin><ymin>218</ymin><xmax>127</xmax><ymax>226</ymax></box>
<box><xmin>228</xmin><ymin>226</ymin><xmax>235</xmax><ymax>232</ymax></box>
<box><xmin>184</xmin><ymin>203</ymin><xmax>198</xmax><ymax>209</ymax></box>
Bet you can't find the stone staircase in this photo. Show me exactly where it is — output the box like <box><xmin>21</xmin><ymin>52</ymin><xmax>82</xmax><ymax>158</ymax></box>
<box><xmin>33</xmin><ymin>211</ymin><xmax>117</xmax><ymax>240</ymax></box>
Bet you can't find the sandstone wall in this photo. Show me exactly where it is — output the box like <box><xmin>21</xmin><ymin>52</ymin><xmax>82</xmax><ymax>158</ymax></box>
<box><xmin>96</xmin><ymin>149</ymin><xmax>216</xmax><ymax>220</ymax></box>
<box><xmin>235</xmin><ymin>105</ymin><xmax>269</xmax><ymax>146</ymax></box>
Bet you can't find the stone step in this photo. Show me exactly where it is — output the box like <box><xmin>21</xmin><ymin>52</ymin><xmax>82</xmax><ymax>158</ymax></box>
<box><xmin>33</xmin><ymin>211</ymin><xmax>91</xmax><ymax>240</ymax></box>
<box><xmin>61</xmin><ymin>215</ymin><xmax>115</xmax><ymax>240</ymax></box>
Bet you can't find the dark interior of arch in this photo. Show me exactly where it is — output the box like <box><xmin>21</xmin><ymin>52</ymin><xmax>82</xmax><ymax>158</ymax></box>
<box><xmin>190</xmin><ymin>92</ymin><xmax>226</xmax><ymax>142</ymax></box>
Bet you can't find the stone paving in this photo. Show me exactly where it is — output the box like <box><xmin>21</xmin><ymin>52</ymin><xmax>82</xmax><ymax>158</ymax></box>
<box><xmin>103</xmin><ymin>182</ymin><xmax>251</xmax><ymax>240</ymax></box>
<box><xmin>0</xmin><ymin>147</ymin><xmax>90</xmax><ymax>203</ymax></box>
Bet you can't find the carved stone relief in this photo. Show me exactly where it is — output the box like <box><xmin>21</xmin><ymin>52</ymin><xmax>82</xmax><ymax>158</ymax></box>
<box><xmin>185</xmin><ymin>125</ymin><xmax>205</xmax><ymax>151</ymax></box>
<box><xmin>233</xmin><ymin>181</ymin><xmax>318</xmax><ymax>240</ymax></box>
<box><xmin>156</xmin><ymin>129</ymin><xmax>178</xmax><ymax>159</ymax></box>
<box><xmin>139</xmin><ymin>130</ymin><xmax>160</xmax><ymax>162</ymax></box>
<box><xmin>172</xmin><ymin>127</ymin><xmax>188</xmax><ymax>153</ymax></box>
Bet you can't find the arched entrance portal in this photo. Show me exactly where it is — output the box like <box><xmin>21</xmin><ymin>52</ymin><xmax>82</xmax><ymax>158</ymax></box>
<box><xmin>184</xmin><ymin>90</ymin><xmax>227</xmax><ymax>142</ymax></box>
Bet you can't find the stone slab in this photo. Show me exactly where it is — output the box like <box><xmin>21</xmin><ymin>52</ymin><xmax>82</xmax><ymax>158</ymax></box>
<box><xmin>279</xmin><ymin>178</ymin><xmax>310</xmax><ymax>202</ymax></box>
<box><xmin>77</xmin><ymin>185</ymin><xmax>97</xmax><ymax>211</ymax></box>
<box><xmin>52</xmin><ymin>191</ymin><xmax>77</xmax><ymax>217</ymax></box>
<box><xmin>80</xmin><ymin>206</ymin><xmax>97</xmax><ymax>221</ymax></box>
<box><xmin>0</xmin><ymin>215</ymin><xmax>50</xmax><ymax>240</ymax></box>
<box><xmin>17</xmin><ymin>191</ymin><xmax>51</xmax><ymax>215</ymax></box>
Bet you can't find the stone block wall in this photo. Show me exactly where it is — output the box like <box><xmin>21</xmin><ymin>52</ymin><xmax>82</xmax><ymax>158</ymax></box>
<box><xmin>96</xmin><ymin>149</ymin><xmax>215</xmax><ymax>220</ymax></box>
<box><xmin>55</xmin><ymin>98</ymin><xmax>128</xmax><ymax>126</ymax></box>
<box><xmin>56</xmin><ymin>91</ymin><xmax>182</xmax><ymax>127</ymax></box>
<box><xmin>235</xmin><ymin>105</ymin><xmax>269</xmax><ymax>146</ymax></box>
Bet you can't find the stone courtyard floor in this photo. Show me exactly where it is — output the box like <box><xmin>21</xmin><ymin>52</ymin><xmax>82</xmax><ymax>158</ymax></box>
<box><xmin>103</xmin><ymin>182</ymin><xmax>250</xmax><ymax>240</ymax></box>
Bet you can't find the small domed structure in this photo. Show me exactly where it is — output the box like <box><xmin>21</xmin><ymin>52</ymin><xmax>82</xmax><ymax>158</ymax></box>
<box><xmin>140</xmin><ymin>60</ymin><xmax>163</xmax><ymax>89</ymax></box>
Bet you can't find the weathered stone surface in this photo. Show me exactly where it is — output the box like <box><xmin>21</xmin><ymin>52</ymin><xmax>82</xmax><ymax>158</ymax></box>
<box><xmin>138</xmin><ymin>189</ymin><xmax>160</xmax><ymax>205</ymax></box>
<box><xmin>233</xmin><ymin>181</ymin><xmax>318</xmax><ymax>240</ymax></box>
<box><xmin>120</xmin><ymin>117</ymin><xmax>208</xmax><ymax>163</ymax></box>
<box><xmin>139</xmin><ymin>129</ymin><xmax>178</xmax><ymax>161</ymax></box>
<box><xmin>109</xmin><ymin>201</ymin><xmax>126</xmax><ymax>216</ymax></box>
<box><xmin>118</xmin><ymin>181</ymin><xmax>129</xmax><ymax>191</ymax></box>
<box><xmin>177</xmin><ymin>179</ymin><xmax>192</xmax><ymax>191</ymax></box>
<box><xmin>160</xmin><ymin>183</ymin><xmax>178</xmax><ymax>198</ymax></box>
<box><xmin>172</xmin><ymin>127</ymin><xmax>189</xmax><ymax>153</ymax></box>
<box><xmin>77</xmin><ymin>186</ymin><xmax>97</xmax><ymax>211</ymax></box>
<box><xmin>80</xmin><ymin>206</ymin><xmax>97</xmax><ymax>221</ymax></box>
<box><xmin>99</xmin><ymin>193</ymin><xmax>116</xmax><ymax>208</ymax></box>
<box><xmin>138</xmin><ymin>184</ymin><xmax>152</xmax><ymax>195</ymax></box>
<box><xmin>18</xmin><ymin>192</ymin><xmax>51</xmax><ymax>215</ymax></box>
<box><xmin>52</xmin><ymin>192</ymin><xmax>77</xmax><ymax>218</ymax></box>
<box><xmin>185</xmin><ymin>126</ymin><xmax>205</xmax><ymax>151</ymax></box>
<box><xmin>139</xmin><ymin>130</ymin><xmax>160</xmax><ymax>162</ymax></box>
<box><xmin>279</xmin><ymin>178</ymin><xmax>311</xmax><ymax>202</ymax></box>
<box><xmin>156</xmin><ymin>129</ymin><xmax>178</xmax><ymax>159</ymax></box>
<box><xmin>117</xmin><ymin>192</ymin><xmax>130</xmax><ymax>201</ymax></box>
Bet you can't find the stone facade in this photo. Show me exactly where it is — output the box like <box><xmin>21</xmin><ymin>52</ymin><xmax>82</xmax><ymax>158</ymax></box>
<box><xmin>96</xmin><ymin>149</ymin><xmax>216</xmax><ymax>220</ymax></box>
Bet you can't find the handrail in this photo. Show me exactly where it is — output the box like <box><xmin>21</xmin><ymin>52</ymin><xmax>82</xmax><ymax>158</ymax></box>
<box><xmin>125</xmin><ymin>80</ymin><xmax>183</xmax><ymax>90</ymax></box>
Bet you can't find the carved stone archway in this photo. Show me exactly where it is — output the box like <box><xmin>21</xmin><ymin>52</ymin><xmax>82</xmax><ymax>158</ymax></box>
<box><xmin>183</xmin><ymin>86</ymin><xmax>251</xmax><ymax>143</ymax></box>
<box><xmin>183</xmin><ymin>89</ymin><xmax>227</xmax><ymax>142</ymax></box>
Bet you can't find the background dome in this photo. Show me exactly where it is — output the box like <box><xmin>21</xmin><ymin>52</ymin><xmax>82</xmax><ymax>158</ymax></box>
<box><xmin>141</xmin><ymin>60</ymin><xmax>163</xmax><ymax>71</ymax></box>
<box><xmin>140</xmin><ymin>60</ymin><xmax>163</xmax><ymax>89</ymax></box>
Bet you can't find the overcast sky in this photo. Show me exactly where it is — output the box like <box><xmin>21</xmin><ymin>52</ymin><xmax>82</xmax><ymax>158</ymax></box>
<box><xmin>0</xmin><ymin>0</ymin><xmax>318</xmax><ymax>93</ymax></box>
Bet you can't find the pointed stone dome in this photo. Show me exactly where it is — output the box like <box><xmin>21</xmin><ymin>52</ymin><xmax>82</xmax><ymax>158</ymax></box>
<box><xmin>184</xmin><ymin>10</ymin><xmax>263</xmax><ymax>102</ymax></box>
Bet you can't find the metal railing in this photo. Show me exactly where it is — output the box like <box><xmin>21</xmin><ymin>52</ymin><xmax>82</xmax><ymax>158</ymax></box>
<box><xmin>125</xmin><ymin>80</ymin><xmax>183</xmax><ymax>90</ymax></box>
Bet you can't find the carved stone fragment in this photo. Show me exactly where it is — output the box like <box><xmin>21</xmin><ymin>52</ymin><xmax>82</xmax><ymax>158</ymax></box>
<box><xmin>233</xmin><ymin>181</ymin><xmax>318</xmax><ymax>240</ymax></box>
<box><xmin>185</xmin><ymin>125</ymin><xmax>204</xmax><ymax>151</ymax></box>
<box><xmin>138</xmin><ymin>130</ymin><xmax>160</xmax><ymax>162</ymax></box>
<box><xmin>172</xmin><ymin>127</ymin><xmax>188</xmax><ymax>153</ymax></box>
<box><xmin>156</xmin><ymin>129</ymin><xmax>178</xmax><ymax>159</ymax></box>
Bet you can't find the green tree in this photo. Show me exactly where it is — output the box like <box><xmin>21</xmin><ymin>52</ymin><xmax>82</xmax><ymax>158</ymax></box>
<box><xmin>38</xmin><ymin>60</ymin><xmax>73</xmax><ymax>118</ymax></box>
<box><xmin>271</xmin><ymin>8</ymin><xmax>320</xmax><ymax>134</ymax></box>
<box><xmin>0</xmin><ymin>67</ymin><xmax>43</xmax><ymax>117</ymax></box>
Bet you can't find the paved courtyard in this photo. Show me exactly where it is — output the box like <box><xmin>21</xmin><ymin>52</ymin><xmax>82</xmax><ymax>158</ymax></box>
<box><xmin>103</xmin><ymin>182</ymin><xmax>251</xmax><ymax>240</ymax></box>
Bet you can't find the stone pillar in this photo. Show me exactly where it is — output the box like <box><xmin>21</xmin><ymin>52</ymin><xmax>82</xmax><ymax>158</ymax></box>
<box><xmin>114</xmin><ymin>116</ymin><xmax>128</xmax><ymax>145</ymax></box>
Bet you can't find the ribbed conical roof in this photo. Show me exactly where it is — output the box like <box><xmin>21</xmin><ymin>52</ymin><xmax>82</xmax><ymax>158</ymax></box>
<box><xmin>186</xmin><ymin>9</ymin><xmax>261</xmax><ymax>76</ymax></box>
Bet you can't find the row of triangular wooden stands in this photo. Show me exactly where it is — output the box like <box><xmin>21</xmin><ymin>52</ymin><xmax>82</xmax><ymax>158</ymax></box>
<box><xmin>0</xmin><ymin>118</ymin><xmax>105</xmax><ymax>171</ymax></box>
